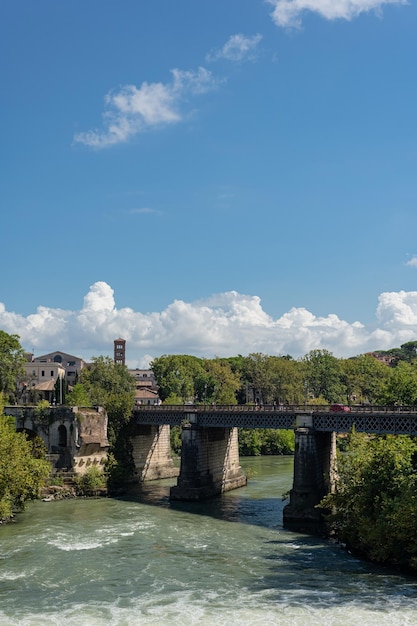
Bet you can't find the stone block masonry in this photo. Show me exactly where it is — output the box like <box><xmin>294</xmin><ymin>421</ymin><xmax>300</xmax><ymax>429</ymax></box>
<box><xmin>170</xmin><ymin>423</ymin><xmax>247</xmax><ymax>501</ymax></box>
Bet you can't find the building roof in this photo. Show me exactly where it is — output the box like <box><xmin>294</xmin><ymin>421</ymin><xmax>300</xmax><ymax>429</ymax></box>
<box><xmin>34</xmin><ymin>351</ymin><xmax>86</xmax><ymax>365</ymax></box>
<box><xmin>33</xmin><ymin>380</ymin><xmax>56</xmax><ymax>392</ymax></box>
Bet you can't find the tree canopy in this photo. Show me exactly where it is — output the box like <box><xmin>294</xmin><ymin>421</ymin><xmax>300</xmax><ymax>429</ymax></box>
<box><xmin>79</xmin><ymin>356</ymin><xmax>136</xmax><ymax>445</ymax></box>
<box><xmin>0</xmin><ymin>330</ymin><xmax>26</xmax><ymax>403</ymax></box>
<box><xmin>0</xmin><ymin>394</ymin><xmax>50</xmax><ymax>521</ymax></box>
<box><xmin>321</xmin><ymin>433</ymin><xmax>417</xmax><ymax>571</ymax></box>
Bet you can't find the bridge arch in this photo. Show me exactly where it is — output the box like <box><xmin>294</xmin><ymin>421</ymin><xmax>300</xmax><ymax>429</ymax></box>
<box><xmin>16</xmin><ymin>426</ymin><xmax>38</xmax><ymax>441</ymax></box>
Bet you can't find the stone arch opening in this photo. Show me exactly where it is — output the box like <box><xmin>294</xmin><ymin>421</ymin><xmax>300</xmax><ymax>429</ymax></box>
<box><xmin>16</xmin><ymin>427</ymin><xmax>37</xmax><ymax>439</ymax></box>
<box><xmin>58</xmin><ymin>424</ymin><xmax>67</xmax><ymax>447</ymax></box>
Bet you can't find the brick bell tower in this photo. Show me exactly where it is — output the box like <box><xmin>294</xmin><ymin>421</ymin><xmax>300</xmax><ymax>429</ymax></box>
<box><xmin>114</xmin><ymin>338</ymin><xmax>126</xmax><ymax>365</ymax></box>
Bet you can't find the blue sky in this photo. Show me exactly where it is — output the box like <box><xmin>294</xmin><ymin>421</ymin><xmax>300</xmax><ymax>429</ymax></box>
<box><xmin>1</xmin><ymin>0</ymin><xmax>417</xmax><ymax>367</ymax></box>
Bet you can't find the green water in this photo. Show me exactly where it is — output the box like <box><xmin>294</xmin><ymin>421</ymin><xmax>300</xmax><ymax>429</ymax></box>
<box><xmin>1</xmin><ymin>456</ymin><xmax>417</xmax><ymax>625</ymax></box>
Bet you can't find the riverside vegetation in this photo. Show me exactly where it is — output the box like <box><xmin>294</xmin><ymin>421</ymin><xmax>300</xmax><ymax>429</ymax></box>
<box><xmin>2</xmin><ymin>330</ymin><xmax>417</xmax><ymax>571</ymax></box>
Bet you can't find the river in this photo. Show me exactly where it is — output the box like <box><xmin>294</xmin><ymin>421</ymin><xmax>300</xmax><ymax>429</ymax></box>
<box><xmin>1</xmin><ymin>456</ymin><xmax>417</xmax><ymax>625</ymax></box>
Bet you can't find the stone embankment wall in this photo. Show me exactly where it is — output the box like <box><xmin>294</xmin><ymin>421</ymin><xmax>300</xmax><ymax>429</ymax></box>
<box><xmin>72</xmin><ymin>407</ymin><xmax>109</xmax><ymax>475</ymax></box>
<box><xmin>5</xmin><ymin>405</ymin><xmax>109</xmax><ymax>476</ymax></box>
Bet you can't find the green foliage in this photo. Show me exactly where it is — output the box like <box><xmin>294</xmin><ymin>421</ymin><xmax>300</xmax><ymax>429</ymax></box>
<box><xmin>49</xmin><ymin>475</ymin><xmax>64</xmax><ymax>487</ymax></box>
<box><xmin>203</xmin><ymin>358</ymin><xmax>241</xmax><ymax>404</ymax></box>
<box><xmin>151</xmin><ymin>354</ymin><xmax>241</xmax><ymax>405</ymax></box>
<box><xmin>151</xmin><ymin>355</ymin><xmax>203</xmax><ymax>403</ymax></box>
<box><xmin>75</xmin><ymin>466</ymin><xmax>106</xmax><ymax>496</ymax></box>
<box><xmin>239</xmin><ymin>429</ymin><xmax>295</xmax><ymax>456</ymax></box>
<box><xmin>31</xmin><ymin>434</ymin><xmax>48</xmax><ymax>459</ymax></box>
<box><xmin>399</xmin><ymin>341</ymin><xmax>417</xmax><ymax>363</ymax></box>
<box><xmin>78</xmin><ymin>357</ymin><xmax>136</xmax><ymax>486</ymax></box>
<box><xmin>163</xmin><ymin>393</ymin><xmax>183</xmax><ymax>405</ymax></box>
<box><xmin>34</xmin><ymin>399</ymin><xmax>52</xmax><ymax>427</ymax></box>
<box><xmin>67</xmin><ymin>383</ymin><xmax>92</xmax><ymax>407</ymax></box>
<box><xmin>80</xmin><ymin>356</ymin><xmax>136</xmax><ymax>445</ymax></box>
<box><xmin>381</xmin><ymin>361</ymin><xmax>417</xmax><ymax>406</ymax></box>
<box><xmin>0</xmin><ymin>412</ymin><xmax>50</xmax><ymax>521</ymax></box>
<box><xmin>170</xmin><ymin>426</ymin><xmax>182</xmax><ymax>455</ymax></box>
<box><xmin>321</xmin><ymin>433</ymin><xmax>417</xmax><ymax>571</ymax></box>
<box><xmin>244</xmin><ymin>353</ymin><xmax>275</xmax><ymax>404</ymax></box>
<box><xmin>340</xmin><ymin>354</ymin><xmax>389</xmax><ymax>404</ymax></box>
<box><xmin>302</xmin><ymin>349</ymin><xmax>345</xmax><ymax>404</ymax></box>
<box><xmin>0</xmin><ymin>331</ymin><xmax>26</xmax><ymax>403</ymax></box>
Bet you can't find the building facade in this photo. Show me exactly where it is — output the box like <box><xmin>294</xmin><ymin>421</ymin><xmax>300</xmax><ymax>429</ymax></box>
<box><xmin>33</xmin><ymin>351</ymin><xmax>87</xmax><ymax>389</ymax></box>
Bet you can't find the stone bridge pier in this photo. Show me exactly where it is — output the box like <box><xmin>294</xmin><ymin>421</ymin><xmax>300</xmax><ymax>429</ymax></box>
<box><xmin>170</xmin><ymin>419</ymin><xmax>247</xmax><ymax>501</ymax></box>
<box><xmin>130</xmin><ymin>424</ymin><xmax>179</xmax><ymax>482</ymax></box>
<box><xmin>283</xmin><ymin>415</ymin><xmax>337</xmax><ymax>535</ymax></box>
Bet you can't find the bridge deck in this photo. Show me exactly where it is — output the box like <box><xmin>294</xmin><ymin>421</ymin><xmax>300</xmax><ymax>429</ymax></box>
<box><xmin>133</xmin><ymin>405</ymin><xmax>417</xmax><ymax>436</ymax></box>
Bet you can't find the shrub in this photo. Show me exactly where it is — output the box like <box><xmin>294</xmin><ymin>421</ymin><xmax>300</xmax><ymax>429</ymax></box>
<box><xmin>75</xmin><ymin>466</ymin><xmax>106</xmax><ymax>496</ymax></box>
<box><xmin>321</xmin><ymin>434</ymin><xmax>417</xmax><ymax>571</ymax></box>
<box><xmin>0</xmin><ymin>414</ymin><xmax>50</xmax><ymax>521</ymax></box>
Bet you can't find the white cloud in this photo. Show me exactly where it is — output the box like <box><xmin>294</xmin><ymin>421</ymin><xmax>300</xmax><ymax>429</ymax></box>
<box><xmin>2</xmin><ymin>282</ymin><xmax>417</xmax><ymax>368</ymax></box>
<box><xmin>206</xmin><ymin>33</ymin><xmax>263</xmax><ymax>62</ymax></box>
<box><xmin>267</xmin><ymin>0</ymin><xmax>408</xmax><ymax>28</ymax></box>
<box><xmin>406</xmin><ymin>256</ymin><xmax>417</xmax><ymax>268</ymax></box>
<box><xmin>74</xmin><ymin>67</ymin><xmax>218</xmax><ymax>148</ymax></box>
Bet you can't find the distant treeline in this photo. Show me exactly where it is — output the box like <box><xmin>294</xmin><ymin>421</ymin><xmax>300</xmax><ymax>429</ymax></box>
<box><xmin>151</xmin><ymin>342</ymin><xmax>417</xmax><ymax>407</ymax></box>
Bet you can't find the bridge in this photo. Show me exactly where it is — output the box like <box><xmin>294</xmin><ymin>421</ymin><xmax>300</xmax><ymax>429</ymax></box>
<box><xmin>8</xmin><ymin>403</ymin><xmax>417</xmax><ymax>535</ymax></box>
<box><xmin>133</xmin><ymin>403</ymin><xmax>417</xmax><ymax>434</ymax></box>
<box><xmin>133</xmin><ymin>404</ymin><xmax>417</xmax><ymax>534</ymax></box>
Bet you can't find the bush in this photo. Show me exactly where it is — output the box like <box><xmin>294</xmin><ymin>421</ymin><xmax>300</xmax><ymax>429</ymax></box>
<box><xmin>170</xmin><ymin>426</ymin><xmax>182</xmax><ymax>455</ymax></box>
<box><xmin>321</xmin><ymin>433</ymin><xmax>417</xmax><ymax>571</ymax></box>
<box><xmin>75</xmin><ymin>466</ymin><xmax>106</xmax><ymax>496</ymax></box>
<box><xmin>239</xmin><ymin>428</ymin><xmax>295</xmax><ymax>456</ymax></box>
<box><xmin>0</xmin><ymin>414</ymin><xmax>50</xmax><ymax>521</ymax></box>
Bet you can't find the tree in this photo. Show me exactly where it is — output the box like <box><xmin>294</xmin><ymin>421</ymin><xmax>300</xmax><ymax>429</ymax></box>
<box><xmin>79</xmin><ymin>356</ymin><xmax>136</xmax><ymax>445</ymax></box>
<box><xmin>204</xmin><ymin>358</ymin><xmax>241</xmax><ymax>404</ymax></box>
<box><xmin>399</xmin><ymin>341</ymin><xmax>417</xmax><ymax>363</ymax></box>
<box><xmin>321</xmin><ymin>433</ymin><xmax>417</xmax><ymax>571</ymax></box>
<box><xmin>67</xmin><ymin>383</ymin><xmax>91</xmax><ymax>407</ymax></box>
<box><xmin>79</xmin><ymin>356</ymin><xmax>136</xmax><ymax>486</ymax></box>
<box><xmin>340</xmin><ymin>354</ymin><xmax>389</xmax><ymax>404</ymax></box>
<box><xmin>0</xmin><ymin>394</ymin><xmax>50</xmax><ymax>521</ymax></box>
<box><xmin>151</xmin><ymin>355</ymin><xmax>203</xmax><ymax>403</ymax></box>
<box><xmin>302</xmin><ymin>349</ymin><xmax>345</xmax><ymax>404</ymax></box>
<box><xmin>0</xmin><ymin>330</ymin><xmax>26</xmax><ymax>403</ymax></box>
<box><xmin>238</xmin><ymin>428</ymin><xmax>295</xmax><ymax>455</ymax></box>
<box><xmin>269</xmin><ymin>356</ymin><xmax>304</xmax><ymax>405</ymax></box>
<box><xmin>381</xmin><ymin>361</ymin><xmax>417</xmax><ymax>406</ymax></box>
<box><xmin>244</xmin><ymin>353</ymin><xmax>275</xmax><ymax>404</ymax></box>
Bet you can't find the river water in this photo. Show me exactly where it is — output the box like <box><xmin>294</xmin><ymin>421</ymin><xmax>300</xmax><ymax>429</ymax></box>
<box><xmin>1</xmin><ymin>456</ymin><xmax>417</xmax><ymax>625</ymax></box>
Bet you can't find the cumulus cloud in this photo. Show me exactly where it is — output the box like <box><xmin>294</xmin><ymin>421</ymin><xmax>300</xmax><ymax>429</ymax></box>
<box><xmin>2</xmin><ymin>282</ymin><xmax>417</xmax><ymax>368</ymax></box>
<box><xmin>74</xmin><ymin>67</ymin><xmax>219</xmax><ymax>148</ymax></box>
<box><xmin>206</xmin><ymin>33</ymin><xmax>263</xmax><ymax>62</ymax></box>
<box><xmin>267</xmin><ymin>0</ymin><xmax>408</xmax><ymax>28</ymax></box>
<box><xmin>406</xmin><ymin>256</ymin><xmax>417</xmax><ymax>268</ymax></box>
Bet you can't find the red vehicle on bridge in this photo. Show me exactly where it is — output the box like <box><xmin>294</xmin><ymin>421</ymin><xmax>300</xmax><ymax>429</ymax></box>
<box><xmin>330</xmin><ymin>403</ymin><xmax>351</xmax><ymax>413</ymax></box>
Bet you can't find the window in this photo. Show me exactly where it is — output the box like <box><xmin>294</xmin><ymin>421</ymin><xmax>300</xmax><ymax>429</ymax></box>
<box><xmin>41</xmin><ymin>370</ymin><xmax>45</xmax><ymax>377</ymax></box>
<box><xmin>51</xmin><ymin>370</ymin><xmax>54</xmax><ymax>377</ymax></box>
